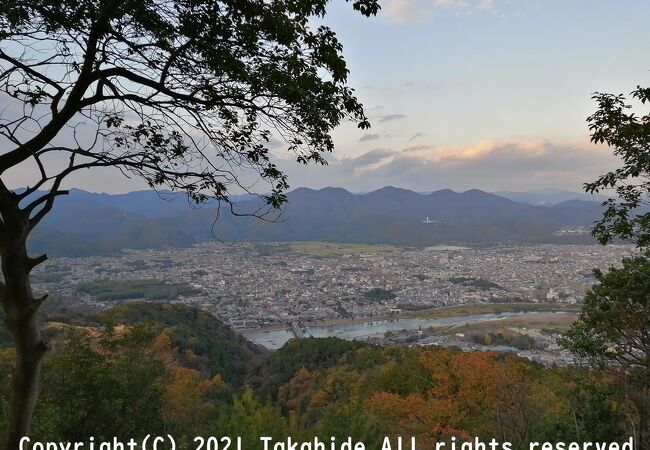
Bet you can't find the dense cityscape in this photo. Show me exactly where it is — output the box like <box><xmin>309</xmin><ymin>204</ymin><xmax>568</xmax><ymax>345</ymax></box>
<box><xmin>32</xmin><ymin>241</ymin><xmax>634</xmax><ymax>361</ymax></box>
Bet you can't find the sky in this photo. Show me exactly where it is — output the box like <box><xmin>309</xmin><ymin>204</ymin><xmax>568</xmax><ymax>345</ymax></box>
<box><xmin>271</xmin><ymin>0</ymin><xmax>650</xmax><ymax>194</ymax></box>
<box><xmin>5</xmin><ymin>0</ymin><xmax>650</xmax><ymax>194</ymax></box>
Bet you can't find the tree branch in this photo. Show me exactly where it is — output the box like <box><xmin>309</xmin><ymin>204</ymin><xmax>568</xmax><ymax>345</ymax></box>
<box><xmin>0</xmin><ymin>49</ymin><xmax>64</xmax><ymax>94</ymax></box>
<box><xmin>24</xmin><ymin>190</ymin><xmax>69</xmax><ymax>215</ymax></box>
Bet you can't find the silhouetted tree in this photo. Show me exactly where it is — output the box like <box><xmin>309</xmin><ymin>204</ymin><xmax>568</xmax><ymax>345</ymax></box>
<box><xmin>563</xmin><ymin>85</ymin><xmax>650</xmax><ymax>449</ymax></box>
<box><xmin>585</xmin><ymin>86</ymin><xmax>650</xmax><ymax>247</ymax></box>
<box><xmin>560</xmin><ymin>254</ymin><xmax>650</xmax><ymax>449</ymax></box>
<box><xmin>0</xmin><ymin>0</ymin><xmax>378</xmax><ymax>447</ymax></box>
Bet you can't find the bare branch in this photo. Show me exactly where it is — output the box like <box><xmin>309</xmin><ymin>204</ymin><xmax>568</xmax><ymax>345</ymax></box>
<box><xmin>25</xmin><ymin>254</ymin><xmax>47</xmax><ymax>271</ymax></box>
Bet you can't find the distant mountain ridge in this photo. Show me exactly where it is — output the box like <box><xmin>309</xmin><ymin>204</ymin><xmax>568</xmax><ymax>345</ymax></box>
<box><xmin>25</xmin><ymin>186</ymin><xmax>606</xmax><ymax>256</ymax></box>
<box><xmin>493</xmin><ymin>189</ymin><xmax>609</xmax><ymax>206</ymax></box>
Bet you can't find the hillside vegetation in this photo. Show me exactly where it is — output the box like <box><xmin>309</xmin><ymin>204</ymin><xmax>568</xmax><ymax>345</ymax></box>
<box><xmin>0</xmin><ymin>303</ymin><xmax>633</xmax><ymax>447</ymax></box>
<box><xmin>96</xmin><ymin>302</ymin><xmax>267</xmax><ymax>383</ymax></box>
<box><xmin>77</xmin><ymin>279</ymin><xmax>200</xmax><ymax>301</ymax></box>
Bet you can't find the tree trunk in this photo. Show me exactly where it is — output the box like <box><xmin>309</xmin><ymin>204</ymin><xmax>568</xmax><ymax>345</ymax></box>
<box><xmin>638</xmin><ymin>387</ymin><xmax>650</xmax><ymax>450</ymax></box>
<box><xmin>627</xmin><ymin>382</ymin><xmax>650</xmax><ymax>450</ymax></box>
<box><xmin>0</xmin><ymin>190</ymin><xmax>48</xmax><ymax>450</ymax></box>
<box><xmin>4</xmin><ymin>312</ymin><xmax>45</xmax><ymax>450</ymax></box>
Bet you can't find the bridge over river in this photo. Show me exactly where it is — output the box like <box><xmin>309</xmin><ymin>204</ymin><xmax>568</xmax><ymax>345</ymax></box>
<box><xmin>290</xmin><ymin>321</ymin><xmax>305</xmax><ymax>339</ymax></box>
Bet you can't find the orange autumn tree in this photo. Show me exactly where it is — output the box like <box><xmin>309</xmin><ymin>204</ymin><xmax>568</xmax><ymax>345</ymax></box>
<box><xmin>366</xmin><ymin>347</ymin><xmax>468</xmax><ymax>446</ymax></box>
<box><xmin>163</xmin><ymin>366</ymin><xmax>224</xmax><ymax>435</ymax></box>
<box><xmin>366</xmin><ymin>348</ymin><xmax>566</xmax><ymax>448</ymax></box>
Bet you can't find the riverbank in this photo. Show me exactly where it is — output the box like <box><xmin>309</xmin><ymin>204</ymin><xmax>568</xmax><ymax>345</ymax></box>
<box><xmin>241</xmin><ymin>302</ymin><xmax>582</xmax><ymax>349</ymax></box>
<box><xmin>239</xmin><ymin>302</ymin><xmax>582</xmax><ymax>333</ymax></box>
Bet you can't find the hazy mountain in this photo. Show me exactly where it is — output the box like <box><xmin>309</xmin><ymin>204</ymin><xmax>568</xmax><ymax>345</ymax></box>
<box><xmin>494</xmin><ymin>189</ymin><xmax>609</xmax><ymax>206</ymax></box>
<box><xmin>26</xmin><ymin>186</ymin><xmax>605</xmax><ymax>256</ymax></box>
<box><xmin>40</xmin><ymin>188</ymin><xmax>256</xmax><ymax>219</ymax></box>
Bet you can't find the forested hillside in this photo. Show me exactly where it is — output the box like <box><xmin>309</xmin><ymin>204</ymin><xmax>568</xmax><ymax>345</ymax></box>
<box><xmin>97</xmin><ymin>303</ymin><xmax>267</xmax><ymax>383</ymax></box>
<box><xmin>0</xmin><ymin>303</ymin><xmax>632</xmax><ymax>448</ymax></box>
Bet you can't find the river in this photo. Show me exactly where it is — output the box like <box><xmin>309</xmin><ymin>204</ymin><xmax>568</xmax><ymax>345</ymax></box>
<box><xmin>242</xmin><ymin>310</ymin><xmax>550</xmax><ymax>349</ymax></box>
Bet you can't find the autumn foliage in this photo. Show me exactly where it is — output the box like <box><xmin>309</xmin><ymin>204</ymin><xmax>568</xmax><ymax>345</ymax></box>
<box><xmin>0</xmin><ymin>304</ymin><xmax>634</xmax><ymax>448</ymax></box>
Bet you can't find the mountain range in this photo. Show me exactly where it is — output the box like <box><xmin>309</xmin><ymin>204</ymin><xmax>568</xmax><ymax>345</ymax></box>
<box><xmin>493</xmin><ymin>189</ymin><xmax>609</xmax><ymax>206</ymax></box>
<box><xmin>25</xmin><ymin>187</ymin><xmax>608</xmax><ymax>256</ymax></box>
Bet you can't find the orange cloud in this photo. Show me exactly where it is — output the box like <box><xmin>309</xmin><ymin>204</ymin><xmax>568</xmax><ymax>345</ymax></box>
<box><xmin>281</xmin><ymin>139</ymin><xmax>621</xmax><ymax>193</ymax></box>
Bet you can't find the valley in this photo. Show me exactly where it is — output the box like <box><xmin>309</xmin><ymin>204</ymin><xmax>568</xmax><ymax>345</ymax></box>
<box><xmin>27</xmin><ymin>240</ymin><xmax>633</xmax><ymax>363</ymax></box>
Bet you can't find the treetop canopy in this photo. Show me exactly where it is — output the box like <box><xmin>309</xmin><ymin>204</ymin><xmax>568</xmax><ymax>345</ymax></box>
<box><xmin>0</xmin><ymin>0</ymin><xmax>379</xmax><ymax>215</ymax></box>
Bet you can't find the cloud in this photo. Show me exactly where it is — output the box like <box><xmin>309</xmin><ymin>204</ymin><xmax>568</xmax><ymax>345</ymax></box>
<box><xmin>384</xmin><ymin>0</ymin><xmax>428</xmax><ymax>22</ymax></box>
<box><xmin>282</xmin><ymin>139</ymin><xmax>620</xmax><ymax>193</ymax></box>
<box><xmin>8</xmin><ymin>136</ymin><xmax>621</xmax><ymax>196</ymax></box>
<box><xmin>408</xmin><ymin>132</ymin><xmax>425</xmax><ymax>141</ymax></box>
<box><xmin>338</xmin><ymin>148</ymin><xmax>396</xmax><ymax>175</ymax></box>
<box><xmin>379</xmin><ymin>114</ymin><xmax>407</xmax><ymax>122</ymax></box>
<box><xmin>383</xmin><ymin>0</ymin><xmax>498</xmax><ymax>23</ymax></box>
<box><xmin>359</xmin><ymin>133</ymin><xmax>381</xmax><ymax>142</ymax></box>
